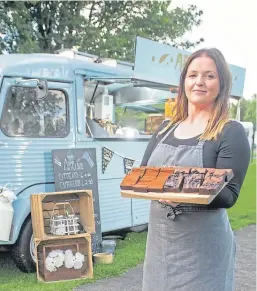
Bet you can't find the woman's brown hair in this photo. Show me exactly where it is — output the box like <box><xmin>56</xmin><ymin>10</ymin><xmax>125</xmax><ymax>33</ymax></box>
<box><xmin>159</xmin><ymin>48</ymin><xmax>232</xmax><ymax>140</ymax></box>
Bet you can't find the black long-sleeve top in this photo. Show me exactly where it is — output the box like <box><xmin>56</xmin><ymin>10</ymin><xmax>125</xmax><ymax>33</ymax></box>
<box><xmin>141</xmin><ymin>120</ymin><xmax>250</xmax><ymax>209</ymax></box>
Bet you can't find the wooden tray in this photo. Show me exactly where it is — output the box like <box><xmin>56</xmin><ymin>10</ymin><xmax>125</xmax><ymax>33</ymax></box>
<box><xmin>121</xmin><ymin>183</ymin><xmax>227</xmax><ymax>205</ymax></box>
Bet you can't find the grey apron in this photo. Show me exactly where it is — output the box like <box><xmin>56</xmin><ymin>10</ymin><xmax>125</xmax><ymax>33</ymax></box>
<box><xmin>142</xmin><ymin>123</ymin><xmax>236</xmax><ymax>291</ymax></box>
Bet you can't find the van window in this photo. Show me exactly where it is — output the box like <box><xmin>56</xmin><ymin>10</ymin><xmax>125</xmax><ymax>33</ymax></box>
<box><xmin>1</xmin><ymin>87</ymin><xmax>68</xmax><ymax>137</ymax></box>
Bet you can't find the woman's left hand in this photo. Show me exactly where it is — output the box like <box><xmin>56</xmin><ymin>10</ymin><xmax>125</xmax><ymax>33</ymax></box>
<box><xmin>159</xmin><ymin>200</ymin><xmax>180</xmax><ymax>207</ymax></box>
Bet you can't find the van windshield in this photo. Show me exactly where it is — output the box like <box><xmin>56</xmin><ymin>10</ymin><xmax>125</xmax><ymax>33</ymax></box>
<box><xmin>1</xmin><ymin>86</ymin><xmax>69</xmax><ymax>138</ymax></box>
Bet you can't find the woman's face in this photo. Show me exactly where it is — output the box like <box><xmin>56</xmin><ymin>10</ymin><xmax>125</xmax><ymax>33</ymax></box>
<box><xmin>184</xmin><ymin>56</ymin><xmax>220</xmax><ymax>107</ymax></box>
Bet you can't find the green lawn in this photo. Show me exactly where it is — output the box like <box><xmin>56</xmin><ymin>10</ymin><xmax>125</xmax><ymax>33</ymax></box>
<box><xmin>0</xmin><ymin>163</ymin><xmax>255</xmax><ymax>290</ymax></box>
<box><xmin>228</xmin><ymin>162</ymin><xmax>256</xmax><ymax>229</ymax></box>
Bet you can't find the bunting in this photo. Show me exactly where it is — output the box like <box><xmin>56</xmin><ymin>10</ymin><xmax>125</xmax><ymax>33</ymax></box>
<box><xmin>102</xmin><ymin>147</ymin><xmax>114</xmax><ymax>174</ymax></box>
<box><xmin>123</xmin><ymin>158</ymin><xmax>135</xmax><ymax>174</ymax></box>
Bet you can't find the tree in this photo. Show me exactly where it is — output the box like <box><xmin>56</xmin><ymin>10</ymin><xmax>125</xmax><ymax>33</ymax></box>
<box><xmin>79</xmin><ymin>1</ymin><xmax>204</xmax><ymax>61</ymax></box>
<box><xmin>0</xmin><ymin>1</ymin><xmax>204</xmax><ymax>61</ymax></box>
<box><xmin>229</xmin><ymin>95</ymin><xmax>256</xmax><ymax>159</ymax></box>
<box><xmin>229</xmin><ymin>95</ymin><xmax>256</xmax><ymax>126</ymax></box>
<box><xmin>244</xmin><ymin>94</ymin><xmax>257</xmax><ymax>159</ymax></box>
<box><xmin>243</xmin><ymin>94</ymin><xmax>256</xmax><ymax>130</ymax></box>
<box><xmin>0</xmin><ymin>1</ymin><xmax>86</xmax><ymax>53</ymax></box>
<box><xmin>229</xmin><ymin>102</ymin><xmax>237</xmax><ymax>119</ymax></box>
<box><xmin>0</xmin><ymin>1</ymin><xmax>38</xmax><ymax>53</ymax></box>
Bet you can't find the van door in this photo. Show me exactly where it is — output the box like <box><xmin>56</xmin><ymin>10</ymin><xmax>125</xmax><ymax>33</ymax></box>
<box><xmin>0</xmin><ymin>77</ymin><xmax>75</xmax><ymax>195</ymax></box>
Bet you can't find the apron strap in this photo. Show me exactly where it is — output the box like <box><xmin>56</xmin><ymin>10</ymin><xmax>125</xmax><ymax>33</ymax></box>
<box><xmin>158</xmin><ymin>121</ymin><xmax>181</xmax><ymax>144</ymax></box>
<box><xmin>197</xmin><ymin>139</ymin><xmax>206</xmax><ymax>148</ymax></box>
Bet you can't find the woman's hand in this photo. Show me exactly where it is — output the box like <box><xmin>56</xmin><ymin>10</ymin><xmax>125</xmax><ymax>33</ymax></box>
<box><xmin>159</xmin><ymin>200</ymin><xmax>180</xmax><ymax>208</ymax></box>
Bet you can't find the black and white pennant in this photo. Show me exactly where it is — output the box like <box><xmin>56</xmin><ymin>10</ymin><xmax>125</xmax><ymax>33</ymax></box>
<box><xmin>123</xmin><ymin>157</ymin><xmax>135</xmax><ymax>174</ymax></box>
<box><xmin>102</xmin><ymin>147</ymin><xmax>114</xmax><ymax>174</ymax></box>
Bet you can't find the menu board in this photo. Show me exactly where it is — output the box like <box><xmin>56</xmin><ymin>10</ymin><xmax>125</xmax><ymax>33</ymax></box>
<box><xmin>52</xmin><ymin>148</ymin><xmax>102</xmax><ymax>253</ymax></box>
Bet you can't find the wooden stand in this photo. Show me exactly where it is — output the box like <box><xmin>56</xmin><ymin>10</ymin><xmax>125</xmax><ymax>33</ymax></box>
<box><xmin>35</xmin><ymin>234</ymin><xmax>93</xmax><ymax>283</ymax></box>
<box><xmin>31</xmin><ymin>190</ymin><xmax>95</xmax><ymax>240</ymax></box>
<box><xmin>31</xmin><ymin>190</ymin><xmax>95</xmax><ymax>283</ymax></box>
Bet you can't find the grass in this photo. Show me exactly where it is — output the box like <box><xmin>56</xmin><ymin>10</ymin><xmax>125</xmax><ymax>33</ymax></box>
<box><xmin>0</xmin><ymin>231</ymin><xmax>147</xmax><ymax>291</ymax></box>
<box><xmin>228</xmin><ymin>161</ymin><xmax>256</xmax><ymax>229</ymax></box>
<box><xmin>0</xmin><ymin>163</ymin><xmax>255</xmax><ymax>290</ymax></box>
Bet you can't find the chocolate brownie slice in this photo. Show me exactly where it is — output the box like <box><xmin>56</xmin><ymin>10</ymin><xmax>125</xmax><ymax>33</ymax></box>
<box><xmin>148</xmin><ymin>168</ymin><xmax>174</xmax><ymax>192</ymax></box>
<box><xmin>120</xmin><ymin>167</ymin><xmax>146</xmax><ymax>190</ymax></box>
<box><xmin>182</xmin><ymin>173</ymin><xmax>205</xmax><ymax>193</ymax></box>
<box><xmin>199</xmin><ymin>182</ymin><xmax>224</xmax><ymax>195</ymax></box>
<box><xmin>133</xmin><ymin>168</ymin><xmax>160</xmax><ymax>192</ymax></box>
<box><xmin>191</xmin><ymin>167</ymin><xmax>207</xmax><ymax>175</ymax></box>
<box><xmin>164</xmin><ymin>173</ymin><xmax>184</xmax><ymax>193</ymax></box>
<box><xmin>174</xmin><ymin>167</ymin><xmax>191</xmax><ymax>174</ymax></box>
<box><xmin>199</xmin><ymin>169</ymin><xmax>226</xmax><ymax>195</ymax></box>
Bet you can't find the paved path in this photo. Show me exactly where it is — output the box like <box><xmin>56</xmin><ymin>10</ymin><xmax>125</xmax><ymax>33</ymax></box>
<box><xmin>76</xmin><ymin>225</ymin><xmax>256</xmax><ymax>291</ymax></box>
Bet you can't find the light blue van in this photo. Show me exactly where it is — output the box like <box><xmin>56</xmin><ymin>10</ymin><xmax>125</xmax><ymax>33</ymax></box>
<box><xmin>0</xmin><ymin>37</ymin><xmax>246</xmax><ymax>272</ymax></box>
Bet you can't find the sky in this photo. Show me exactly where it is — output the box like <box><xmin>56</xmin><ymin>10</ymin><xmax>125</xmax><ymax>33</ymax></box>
<box><xmin>170</xmin><ymin>0</ymin><xmax>257</xmax><ymax>98</ymax></box>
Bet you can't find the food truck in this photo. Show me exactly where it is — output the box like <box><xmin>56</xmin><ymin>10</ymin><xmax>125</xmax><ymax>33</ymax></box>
<box><xmin>0</xmin><ymin>36</ymin><xmax>246</xmax><ymax>272</ymax></box>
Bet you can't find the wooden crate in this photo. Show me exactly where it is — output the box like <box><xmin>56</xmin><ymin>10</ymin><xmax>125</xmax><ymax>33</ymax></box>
<box><xmin>31</xmin><ymin>190</ymin><xmax>95</xmax><ymax>240</ymax></box>
<box><xmin>35</xmin><ymin>234</ymin><xmax>93</xmax><ymax>283</ymax></box>
<box><xmin>145</xmin><ymin>114</ymin><xmax>164</xmax><ymax>133</ymax></box>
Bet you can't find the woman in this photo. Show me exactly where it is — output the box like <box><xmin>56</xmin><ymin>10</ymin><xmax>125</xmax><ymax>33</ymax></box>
<box><xmin>141</xmin><ymin>48</ymin><xmax>250</xmax><ymax>291</ymax></box>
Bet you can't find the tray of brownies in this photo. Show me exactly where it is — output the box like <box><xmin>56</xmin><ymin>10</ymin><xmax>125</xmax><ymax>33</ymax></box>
<box><xmin>120</xmin><ymin>167</ymin><xmax>234</xmax><ymax>205</ymax></box>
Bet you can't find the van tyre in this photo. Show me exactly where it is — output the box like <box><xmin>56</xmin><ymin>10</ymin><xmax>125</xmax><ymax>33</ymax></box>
<box><xmin>11</xmin><ymin>218</ymin><xmax>36</xmax><ymax>273</ymax></box>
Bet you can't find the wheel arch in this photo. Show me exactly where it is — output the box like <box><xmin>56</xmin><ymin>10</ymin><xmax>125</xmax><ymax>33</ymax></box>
<box><xmin>9</xmin><ymin>182</ymin><xmax>55</xmax><ymax>244</ymax></box>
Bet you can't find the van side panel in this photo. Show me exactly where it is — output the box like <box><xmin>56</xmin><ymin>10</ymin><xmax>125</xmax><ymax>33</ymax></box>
<box><xmin>76</xmin><ymin>139</ymin><xmax>151</xmax><ymax>232</ymax></box>
<box><xmin>0</xmin><ymin>78</ymin><xmax>75</xmax><ymax>245</ymax></box>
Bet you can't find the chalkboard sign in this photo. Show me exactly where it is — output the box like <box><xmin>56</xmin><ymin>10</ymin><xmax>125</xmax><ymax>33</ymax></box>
<box><xmin>52</xmin><ymin>148</ymin><xmax>102</xmax><ymax>253</ymax></box>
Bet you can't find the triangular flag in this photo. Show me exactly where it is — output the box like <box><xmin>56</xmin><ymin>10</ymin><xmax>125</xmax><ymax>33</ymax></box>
<box><xmin>102</xmin><ymin>147</ymin><xmax>114</xmax><ymax>174</ymax></box>
<box><xmin>123</xmin><ymin>157</ymin><xmax>135</xmax><ymax>174</ymax></box>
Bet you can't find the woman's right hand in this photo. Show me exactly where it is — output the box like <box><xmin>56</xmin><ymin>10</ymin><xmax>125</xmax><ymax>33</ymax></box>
<box><xmin>159</xmin><ymin>200</ymin><xmax>180</xmax><ymax>207</ymax></box>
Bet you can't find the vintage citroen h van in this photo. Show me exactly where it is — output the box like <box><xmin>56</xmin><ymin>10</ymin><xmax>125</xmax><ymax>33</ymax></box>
<box><xmin>0</xmin><ymin>37</ymin><xmax>246</xmax><ymax>272</ymax></box>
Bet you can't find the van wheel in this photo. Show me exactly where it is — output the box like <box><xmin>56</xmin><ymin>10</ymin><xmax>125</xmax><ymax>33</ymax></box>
<box><xmin>11</xmin><ymin>218</ymin><xmax>36</xmax><ymax>273</ymax></box>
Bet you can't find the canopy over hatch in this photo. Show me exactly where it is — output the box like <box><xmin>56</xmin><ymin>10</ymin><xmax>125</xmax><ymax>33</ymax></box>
<box><xmin>84</xmin><ymin>77</ymin><xmax>177</xmax><ymax>106</ymax></box>
<box><xmin>133</xmin><ymin>36</ymin><xmax>246</xmax><ymax>99</ymax></box>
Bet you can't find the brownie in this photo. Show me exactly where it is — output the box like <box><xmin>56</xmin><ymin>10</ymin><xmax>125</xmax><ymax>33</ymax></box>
<box><xmin>135</xmin><ymin>167</ymin><xmax>146</xmax><ymax>172</ymax></box>
<box><xmin>206</xmin><ymin>168</ymin><xmax>234</xmax><ymax>183</ymax></box>
<box><xmin>205</xmin><ymin>169</ymin><xmax>227</xmax><ymax>180</ymax></box>
<box><xmin>120</xmin><ymin>167</ymin><xmax>146</xmax><ymax>190</ymax></box>
<box><xmin>191</xmin><ymin>167</ymin><xmax>207</xmax><ymax>175</ymax></box>
<box><xmin>181</xmin><ymin>167</ymin><xmax>207</xmax><ymax>193</ymax></box>
<box><xmin>174</xmin><ymin>167</ymin><xmax>191</xmax><ymax>174</ymax></box>
<box><xmin>133</xmin><ymin>168</ymin><xmax>160</xmax><ymax>192</ymax></box>
<box><xmin>164</xmin><ymin>173</ymin><xmax>184</xmax><ymax>192</ymax></box>
<box><xmin>133</xmin><ymin>177</ymin><xmax>156</xmax><ymax>192</ymax></box>
<box><xmin>133</xmin><ymin>183</ymin><xmax>151</xmax><ymax>192</ymax></box>
<box><xmin>199</xmin><ymin>182</ymin><xmax>224</xmax><ymax>195</ymax></box>
<box><xmin>147</xmin><ymin>169</ymin><xmax>174</xmax><ymax>192</ymax></box>
<box><xmin>199</xmin><ymin>169</ymin><xmax>226</xmax><ymax>195</ymax></box>
<box><xmin>144</xmin><ymin>168</ymin><xmax>160</xmax><ymax>177</ymax></box>
<box><xmin>213</xmin><ymin>169</ymin><xmax>227</xmax><ymax>176</ymax></box>
<box><xmin>120</xmin><ymin>174</ymin><xmax>141</xmax><ymax>189</ymax></box>
<box><xmin>182</xmin><ymin>173</ymin><xmax>205</xmax><ymax>193</ymax></box>
<box><xmin>205</xmin><ymin>168</ymin><xmax>216</xmax><ymax>179</ymax></box>
<box><xmin>160</xmin><ymin>167</ymin><xmax>175</xmax><ymax>173</ymax></box>
<box><xmin>210</xmin><ymin>176</ymin><xmax>225</xmax><ymax>183</ymax></box>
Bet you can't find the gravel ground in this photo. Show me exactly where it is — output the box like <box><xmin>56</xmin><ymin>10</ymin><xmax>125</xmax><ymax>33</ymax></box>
<box><xmin>75</xmin><ymin>224</ymin><xmax>256</xmax><ymax>291</ymax></box>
